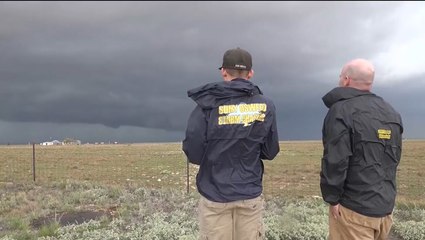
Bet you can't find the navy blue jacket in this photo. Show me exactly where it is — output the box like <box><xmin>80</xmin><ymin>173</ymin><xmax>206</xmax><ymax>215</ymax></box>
<box><xmin>320</xmin><ymin>87</ymin><xmax>403</xmax><ymax>217</ymax></box>
<box><xmin>183</xmin><ymin>78</ymin><xmax>280</xmax><ymax>202</ymax></box>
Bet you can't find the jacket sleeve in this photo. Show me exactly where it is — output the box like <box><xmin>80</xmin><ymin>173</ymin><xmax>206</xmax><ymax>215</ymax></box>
<box><xmin>182</xmin><ymin>105</ymin><xmax>207</xmax><ymax>165</ymax></box>
<box><xmin>320</xmin><ymin>107</ymin><xmax>352</xmax><ymax>205</ymax></box>
<box><xmin>260</xmin><ymin>103</ymin><xmax>280</xmax><ymax>160</ymax></box>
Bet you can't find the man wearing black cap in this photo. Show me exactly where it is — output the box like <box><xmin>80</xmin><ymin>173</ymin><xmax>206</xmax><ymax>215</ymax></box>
<box><xmin>183</xmin><ymin>47</ymin><xmax>280</xmax><ymax>240</ymax></box>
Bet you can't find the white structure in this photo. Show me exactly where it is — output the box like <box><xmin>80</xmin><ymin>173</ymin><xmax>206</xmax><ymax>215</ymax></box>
<box><xmin>40</xmin><ymin>140</ymin><xmax>63</xmax><ymax>146</ymax></box>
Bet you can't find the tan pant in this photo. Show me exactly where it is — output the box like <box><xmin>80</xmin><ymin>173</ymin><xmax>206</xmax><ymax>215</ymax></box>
<box><xmin>198</xmin><ymin>195</ymin><xmax>265</xmax><ymax>240</ymax></box>
<box><xmin>329</xmin><ymin>205</ymin><xmax>393</xmax><ymax>240</ymax></box>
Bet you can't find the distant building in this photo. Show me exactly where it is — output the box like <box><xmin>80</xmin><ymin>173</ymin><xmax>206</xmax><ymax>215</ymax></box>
<box><xmin>40</xmin><ymin>140</ymin><xmax>63</xmax><ymax>146</ymax></box>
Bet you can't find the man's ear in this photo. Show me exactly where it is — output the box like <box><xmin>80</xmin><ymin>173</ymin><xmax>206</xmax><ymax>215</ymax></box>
<box><xmin>340</xmin><ymin>76</ymin><xmax>349</xmax><ymax>87</ymax></box>
<box><xmin>221</xmin><ymin>68</ymin><xmax>227</xmax><ymax>78</ymax></box>
<box><xmin>344</xmin><ymin>76</ymin><xmax>351</xmax><ymax>87</ymax></box>
<box><xmin>247</xmin><ymin>69</ymin><xmax>254</xmax><ymax>80</ymax></box>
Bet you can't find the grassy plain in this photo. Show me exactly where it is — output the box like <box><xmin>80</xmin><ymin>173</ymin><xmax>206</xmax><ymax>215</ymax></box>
<box><xmin>0</xmin><ymin>140</ymin><xmax>424</xmax><ymax>239</ymax></box>
<box><xmin>1</xmin><ymin>140</ymin><xmax>423</xmax><ymax>203</ymax></box>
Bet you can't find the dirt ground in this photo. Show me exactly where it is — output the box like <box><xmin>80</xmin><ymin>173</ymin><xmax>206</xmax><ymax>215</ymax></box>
<box><xmin>388</xmin><ymin>231</ymin><xmax>403</xmax><ymax>240</ymax></box>
<box><xmin>31</xmin><ymin>209</ymin><xmax>116</xmax><ymax>228</ymax></box>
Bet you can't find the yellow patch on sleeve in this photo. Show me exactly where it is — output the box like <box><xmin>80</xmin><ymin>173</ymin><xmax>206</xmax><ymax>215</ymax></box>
<box><xmin>378</xmin><ymin>129</ymin><xmax>391</xmax><ymax>139</ymax></box>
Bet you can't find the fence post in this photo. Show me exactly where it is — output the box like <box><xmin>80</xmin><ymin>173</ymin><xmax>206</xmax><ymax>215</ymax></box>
<box><xmin>186</xmin><ymin>158</ymin><xmax>189</xmax><ymax>194</ymax></box>
<box><xmin>32</xmin><ymin>143</ymin><xmax>36</xmax><ymax>182</ymax></box>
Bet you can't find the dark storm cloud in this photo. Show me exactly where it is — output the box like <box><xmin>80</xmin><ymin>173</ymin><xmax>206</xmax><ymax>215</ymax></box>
<box><xmin>0</xmin><ymin>2</ymin><xmax>423</xmax><ymax>143</ymax></box>
<box><xmin>373</xmin><ymin>75</ymin><xmax>425</xmax><ymax>140</ymax></box>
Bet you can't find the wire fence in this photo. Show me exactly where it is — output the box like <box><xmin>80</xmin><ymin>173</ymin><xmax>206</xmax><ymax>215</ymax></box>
<box><xmin>0</xmin><ymin>141</ymin><xmax>423</xmax><ymax>201</ymax></box>
<box><xmin>0</xmin><ymin>143</ymin><xmax>193</xmax><ymax>191</ymax></box>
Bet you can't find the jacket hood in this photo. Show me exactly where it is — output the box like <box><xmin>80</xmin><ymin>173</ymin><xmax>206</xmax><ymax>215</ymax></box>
<box><xmin>188</xmin><ymin>78</ymin><xmax>263</xmax><ymax>109</ymax></box>
<box><xmin>322</xmin><ymin>87</ymin><xmax>375</xmax><ymax>108</ymax></box>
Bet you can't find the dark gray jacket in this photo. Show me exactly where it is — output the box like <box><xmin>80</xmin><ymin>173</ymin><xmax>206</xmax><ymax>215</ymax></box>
<box><xmin>183</xmin><ymin>78</ymin><xmax>280</xmax><ymax>202</ymax></box>
<box><xmin>320</xmin><ymin>87</ymin><xmax>403</xmax><ymax>217</ymax></box>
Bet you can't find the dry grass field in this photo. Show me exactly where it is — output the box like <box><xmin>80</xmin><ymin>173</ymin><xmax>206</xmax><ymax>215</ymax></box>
<box><xmin>0</xmin><ymin>140</ymin><xmax>424</xmax><ymax>239</ymax></box>
<box><xmin>1</xmin><ymin>140</ymin><xmax>423</xmax><ymax>204</ymax></box>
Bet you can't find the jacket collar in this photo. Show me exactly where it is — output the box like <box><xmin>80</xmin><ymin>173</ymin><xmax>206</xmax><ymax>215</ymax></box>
<box><xmin>322</xmin><ymin>87</ymin><xmax>374</xmax><ymax>108</ymax></box>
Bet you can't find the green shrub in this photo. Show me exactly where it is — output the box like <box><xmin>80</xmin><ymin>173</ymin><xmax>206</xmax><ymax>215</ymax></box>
<box><xmin>393</xmin><ymin>206</ymin><xmax>425</xmax><ymax>240</ymax></box>
<box><xmin>38</xmin><ymin>222</ymin><xmax>60</xmax><ymax>238</ymax></box>
<box><xmin>393</xmin><ymin>221</ymin><xmax>425</xmax><ymax>240</ymax></box>
<box><xmin>7</xmin><ymin>218</ymin><xmax>28</xmax><ymax>231</ymax></box>
<box><xmin>2</xmin><ymin>182</ymin><xmax>425</xmax><ymax>240</ymax></box>
<box><xmin>265</xmin><ymin>200</ymin><xmax>328</xmax><ymax>240</ymax></box>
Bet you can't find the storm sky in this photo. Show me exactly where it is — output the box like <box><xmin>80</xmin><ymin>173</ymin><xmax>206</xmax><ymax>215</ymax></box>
<box><xmin>1</xmin><ymin>1</ymin><xmax>424</xmax><ymax>144</ymax></box>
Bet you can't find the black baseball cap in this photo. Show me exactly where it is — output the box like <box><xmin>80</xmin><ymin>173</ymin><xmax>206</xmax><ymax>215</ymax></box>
<box><xmin>219</xmin><ymin>47</ymin><xmax>252</xmax><ymax>70</ymax></box>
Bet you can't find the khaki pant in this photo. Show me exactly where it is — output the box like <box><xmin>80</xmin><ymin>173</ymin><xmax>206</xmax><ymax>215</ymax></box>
<box><xmin>198</xmin><ymin>195</ymin><xmax>265</xmax><ymax>240</ymax></box>
<box><xmin>329</xmin><ymin>205</ymin><xmax>393</xmax><ymax>240</ymax></box>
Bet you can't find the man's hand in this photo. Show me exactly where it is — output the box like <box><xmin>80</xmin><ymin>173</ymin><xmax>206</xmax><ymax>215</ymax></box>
<box><xmin>330</xmin><ymin>204</ymin><xmax>340</xmax><ymax>219</ymax></box>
